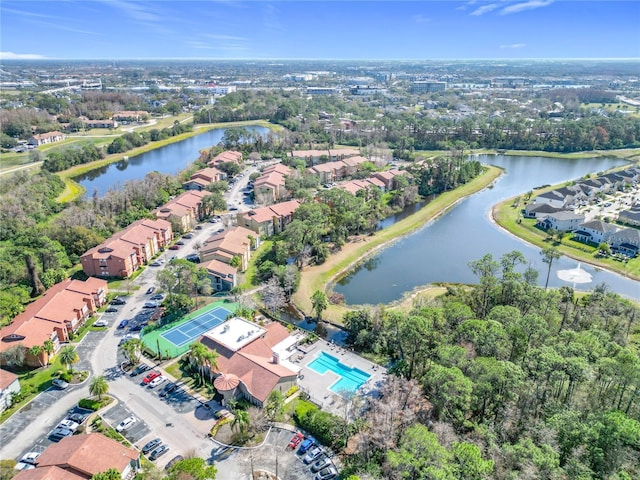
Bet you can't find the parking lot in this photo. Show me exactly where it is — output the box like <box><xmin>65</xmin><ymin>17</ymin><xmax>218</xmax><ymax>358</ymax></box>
<box><xmin>213</xmin><ymin>428</ymin><xmax>326</xmax><ymax>480</ymax></box>
<box><xmin>100</xmin><ymin>402</ymin><xmax>151</xmax><ymax>445</ymax></box>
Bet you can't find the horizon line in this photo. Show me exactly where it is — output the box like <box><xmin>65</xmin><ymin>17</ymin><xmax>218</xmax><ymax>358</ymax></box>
<box><xmin>2</xmin><ymin>57</ymin><xmax>640</xmax><ymax>62</ymax></box>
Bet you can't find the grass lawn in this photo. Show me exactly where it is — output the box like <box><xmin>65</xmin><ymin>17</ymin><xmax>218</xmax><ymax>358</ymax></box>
<box><xmin>292</xmin><ymin>165</ymin><xmax>503</xmax><ymax>324</ymax></box>
<box><xmin>163</xmin><ymin>358</ymin><xmax>215</xmax><ymax>397</ymax></box>
<box><xmin>0</xmin><ymin>356</ymin><xmax>66</xmax><ymax>425</ymax></box>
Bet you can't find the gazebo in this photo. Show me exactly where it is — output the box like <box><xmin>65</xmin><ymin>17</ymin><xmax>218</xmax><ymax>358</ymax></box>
<box><xmin>214</xmin><ymin>372</ymin><xmax>240</xmax><ymax>406</ymax></box>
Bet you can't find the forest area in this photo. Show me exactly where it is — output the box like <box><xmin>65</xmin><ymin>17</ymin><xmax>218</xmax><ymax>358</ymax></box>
<box><xmin>313</xmin><ymin>251</ymin><xmax>640</xmax><ymax>480</ymax></box>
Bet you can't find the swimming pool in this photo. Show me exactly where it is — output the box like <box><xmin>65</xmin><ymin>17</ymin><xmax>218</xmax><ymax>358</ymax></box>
<box><xmin>307</xmin><ymin>351</ymin><xmax>371</xmax><ymax>395</ymax></box>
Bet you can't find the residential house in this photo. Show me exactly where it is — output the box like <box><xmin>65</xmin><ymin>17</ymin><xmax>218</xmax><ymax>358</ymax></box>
<box><xmin>237</xmin><ymin>200</ymin><xmax>301</xmax><ymax>237</ymax></box>
<box><xmin>79</xmin><ymin>117</ymin><xmax>117</xmax><ymax>129</ymax></box>
<box><xmin>533</xmin><ymin>186</ymin><xmax>581</xmax><ymax>209</ymax></box>
<box><xmin>328</xmin><ymin>148</ymin><xmax>360</xmax><ymax>160</ymax></box>
<box><xmin>203</xmin><ymin>259</ymin><xmax>237</xmax><ymax>292</ymax></box>
<box><xmin>577</xmin><ymin>177</ymin><xmax>610</xmax><ymax>194</ymax></box>
<box><xmin>200</xmin><ymin>318</ymin><xmax>300</xmax><ymax>407</ymax></box>
<box><xmin>536</xmin><ymin>211</ymin><xmax>585</xmax><ymax>232</ymax></box>
<box><xmin>340</xmin><ymin>155</ymin><xmax>369</xmax><ymax>175</ymax></box>
<box><xmin>0</xmin><ymin>278</ymin><xmax>108</xmax><ymax>367</ymax></box>
<box><xmin>287</xmin><ymin>149</ymin><xmax>330</xmax><ymax>166</ymax></box>
<box><xmin>200</xmin><ymin>226</ymin><xmax>259</xmax><ymax>272</ymax></box>
<box><xmin>81</xmin><ymin>219</ymin><xmax>172</xmax><ymax>278</ymax></box>
<box><xmin>253</xmin><ymin>164</ymin><xmax>291</xmax><ymax>204</ymax></box>
<box><xmin>618</xmin><ymin>208</ymin><xmax>640</xmax><ymax>227</ymax></box>
<box><xmin>16</xmin><ymin>433</ymin><xmax>140</xmax><ymax>480</ymax></box>
<box><xmin>523</xmin><ymin>202</ymin><xmax>565</xmax><ymax>219</ymax></box>
<box><xmin>28</xmin><ymin>131</ymin><xmax>65</xmax><ymax>146</ymax></box>
<box><xmin>182</xmin><ymin>166</ymin><xmax>226</xmax><ymax>191</ymax></box>
<box><xmin>0</xmin><ymin>369</ymin><xmax>20</xmax><ymax>412</ymax></box>
<box><xmin>573</xmin><ymin>220</ymin><xmax>619</xmax><ymax>245</ymax></box>
<box><xmin>609</xmin><ymin>228</ymin><xmax>640</xmax><ymax>257</ymax></box>
<box><xmin>154</xmin><ymin>191</ymin><xmax>211</xmax><ymax>232</ymax></box>
<box><xmin>208</xmin><ymin>150</ymin><xmax>243</xmax><ymax>168</ymax></box>
<box><xmin>111</xmin><ymin>111</ymin><xmax>148</xmax><ymax>122</ymax></box>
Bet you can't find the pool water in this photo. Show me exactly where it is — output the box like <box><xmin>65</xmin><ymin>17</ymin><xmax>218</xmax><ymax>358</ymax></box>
<box><xmin>307</xmin><ymin>351</ymin><xmax>371</xmax><ymax>395</ymax></box>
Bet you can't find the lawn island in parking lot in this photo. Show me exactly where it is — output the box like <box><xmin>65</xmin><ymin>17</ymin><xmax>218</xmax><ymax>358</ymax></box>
<box><xmin>141</xmin><ymin>301</ymin><xmax>236</xmax><ymax>357</ymax></box>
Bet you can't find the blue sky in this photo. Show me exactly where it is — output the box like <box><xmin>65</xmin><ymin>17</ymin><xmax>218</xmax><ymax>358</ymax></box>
<box><xmin>1</xmin><ymin>1</ymin><xmax>639</xmax><ymax>60</ymax></box>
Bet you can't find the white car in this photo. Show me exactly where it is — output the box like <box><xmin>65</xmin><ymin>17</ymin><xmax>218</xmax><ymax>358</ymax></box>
<box><xmin>57</xmin><ymin>419</ymin><xmax>79</xmax><ymax>431</ymax></box>
<box><xmin>148</xmin><ymin>376</ymin><xmax>165</xmax><ymax>388</ymax></box>
<box><xmin>116</xmin><ymin>416</ymin><xmax>137</xmax><ymax>432</ymax></box>
<box><xmin>19</xmin><ymin>452</ymin><xmax>41</xmax><ymax>465</ymax></box>
<box><xmin>94</xmin><ymin>318</ymin><xmax>108</xmax><ymax>327</ymax></box>
<box><xmin>303</xmin><ymin>447</ymin><xmax>324</xmax><ymax>464</ymax></box>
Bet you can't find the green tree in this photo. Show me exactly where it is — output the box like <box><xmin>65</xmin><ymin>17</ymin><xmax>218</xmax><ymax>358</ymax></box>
<box><xmin>311</xmin><ymin>290</ymin><xmax>328</xmax><ymax>321</ymax></box>
<box><xmin>541</xmin><ymin>247</ymin><xmax>561</xmax><ymax>289</ymax></box>
<box><xmin>43</xmin><ymin>339</ymin><xmax>54</xmax><ymax>365</ymax></box>
<box><xmin>231</xmin><ymin>409</ymin><xmax>250</xmax><ymax>440</ymax></box>
<box><xmin>89</xmin><ymin>375</ymin><xmax>109</xmax><ymax>400</ymax></box>
<box><xmin>423</xmin><ymin>364</ymin><xmax>472</xmax><ymax>425</ymax></box>
<box><xmin>59</xmin><ymin>345</ymin><xmax>78</xmax><ymax>373</ymax></box>
<box><xmin>166</xmin><ymin>457</ymin><xmax>217</xmax><ymax>480</ymax></box>
<box><xmin>28</xmin><ymin>345</ymin><xmax>44</xmax><ymax>367</ymax></box>
<box><xmin>451</xmin><ymin>442</ymin><xmax>494</xmax><ymax>480</ymax></box>
<box><xmin>122</xmin><ymin>338</ymin><xmax>144</xmax><ymax>364</ymax></box>
<box><xmin>91</xmin><ymin>468</ymin><xmax>121</xmax><ymax>480</ymax></box>
<box><xmin>264</xmin><ymin>390</ymin><xmax>285</xmax><ymax>422</ymax></box>
<box><xmin>186</xmin><ymin>342</ymin><xmax>219</xmax><ymax>384</ymax></box>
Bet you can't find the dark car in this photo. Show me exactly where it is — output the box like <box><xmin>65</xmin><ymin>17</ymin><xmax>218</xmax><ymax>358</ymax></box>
<box><xmin>105</xmin><ymin>307</ymin><xmax>118</xmax><ymax>313</ymax></box>
<box><xmin>149</xmin><ymin>293</ymin><xmax>164</xmax><ymax>301</ymax></box>
<box><xmin>149</xmin><ymin>444</ymin><xmax>169</xmax><ymax>460</ymax></box>
<box><xmin>298</xmin><ymin>436</ymin><xmax>316</xmax><ymax>454</ymax></box>
<box><xmin>165</xmin><ymin>455</ymin><xmax>184</xmax><ymax>470</ymax></box>
<box><xmin>194</xmin><ymin>225</ymin><xmax>202</xmax><ymax>230</ymax></box>
<box><xmin>117</xmin><ymin>319</ymin><xmax>129</xmax><ymax>329</ymax></box>
<box><xmin>129</xmin><ymin>324</ymin><xmax>143</xmax><ymax>332</ymax></box>
<box><xmin>142</xmin><ymin>438</ymin><xmax>162</xmax><ymax>454</ymax></box>
<box><xmin>49</xmin><ymin>427</ymin><xmax>74</xmax><ymax>442</ymax></box>
<box><xmin>168</xmin><ymin>245</ymin><xmax>180</xmax><ymax>250</ymax></box>
<box><xmin>176</xmin><ymin>240</ymin><xmax>185</xmax><ymax>245</ymax></box>
<box><xmin>110</xmin><ymin>298</ymin><xmax>126</xmax><ymax>305</ymax></box>
<box><xmin>159</xmin><ymin>382</ymin><xmax>178</xmax><ymax>398</ymax></box>
<box><xmin>182</xmin><ymin>233</ymin><xmax>193</xmax><ymax>239</ymax></box>
<box><xmin>130</xmin><ymin>364</ymin><xmax>150</xmax><ymax>377</ymax></box>
<box><xmin>186</xmin><ymin>254</ymin><xmax>200</xmax><ymax>263</ymax></box>
<box><xmin>146</xmin><ymin>286</ymin><xmax>156</xmax><ymax>295</ymax></box>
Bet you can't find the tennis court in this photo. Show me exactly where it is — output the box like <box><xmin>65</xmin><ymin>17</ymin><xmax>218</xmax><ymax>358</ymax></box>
<box><xmin>161</xmin><ymin>305</ymin><xmax>232</xmax><ymax>347</ymax></box>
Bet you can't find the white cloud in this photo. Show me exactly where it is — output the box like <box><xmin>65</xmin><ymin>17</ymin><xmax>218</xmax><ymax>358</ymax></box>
<box><xmin>500</xmin><ymin>0</ymin><xmax>553</xmax><ymax>15</ymax></box>
<box><xmin>413</xmin><ymin>14</ymin><xmax>431</xmax><ymax>24</ymax></box>
<box><xmin>203</xmin><ymin>34</ymin><xmax>247</xmax><ymax>42</ymax></box>
<box><xmin>470</xmin><ymin>3</ymin><xmax>501</xmax><ymax>16</ymax></box>
<box><xmin>0</xmin><ymin>51</ymin><xmax>46</xmax><ymax>60</ymax></box>
<box><xmin>107</xmin><ymin>0</ymin><xmax>160</xmax><ymax>23</ymax></box>
<box><xmin>500</xmin><ymin>43</ymin><xmax>527</xmax><ymax>49</ymax></box>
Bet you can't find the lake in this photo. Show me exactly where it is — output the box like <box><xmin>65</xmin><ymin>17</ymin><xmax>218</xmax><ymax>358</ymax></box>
<box><xmin>335</xmin><ymin>154</ymin><xmax>640</xmax><ymax>304</ymax></box>
<box><xmin>75</xmin><ymin>125</ymin><xmax>269</xmax><ymax>196</ymax></box>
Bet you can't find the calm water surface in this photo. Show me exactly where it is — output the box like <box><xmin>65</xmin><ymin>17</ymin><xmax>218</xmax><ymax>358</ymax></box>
<box><xmin>335</xmin><ymin>154</ymin><xmax>640</xmax><ymax>304</ymax></box>
<box><xmin>75</xmin><ymin>126</ymin><xmax>269</xmax><ymax>196</ymax></box>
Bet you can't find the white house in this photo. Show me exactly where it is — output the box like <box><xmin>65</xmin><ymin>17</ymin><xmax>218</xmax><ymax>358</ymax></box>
<box><xmin>537</xmin><ymin>211</ymin><xmax>585</xmax><ymax>232</ymax></box>
<box><xmin>0</xmin><ymin>369</ymin><xmax>20</xmax><ymax>412</ymax></box>
<box><xmin>573</xmin><ymin>220</ymin><xmax>619</xmax><ymax>245</ymax></box>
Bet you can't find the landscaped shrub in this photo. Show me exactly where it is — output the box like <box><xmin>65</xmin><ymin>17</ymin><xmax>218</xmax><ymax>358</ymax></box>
<box><xmin>79</xmin><ymin>398</ymin><xmax>101</xmax><ymax>411</ymax></box>
<box><xmin>294</xmin><ymin>401</ymin><xmax>350</xmax><ymax>450</ymax></box>
<box><xmin>285</xmin><ymin>385</ymin><xmax>299</xmax><ymax>398</ymax></box>
<box><xmin>210</xmin><ymin>416</ymin><xmax>232</xmax><ymax>437</ymax></box>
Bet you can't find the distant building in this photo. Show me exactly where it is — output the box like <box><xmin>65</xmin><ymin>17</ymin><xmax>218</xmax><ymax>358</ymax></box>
<box><xmin>28</xmin><ymin>131</ymin><xmax>65</xmax><ymax>146</ymax></box>
<box><xmin>237</xmin><ymin>200</ymin><xmax>301</xmax><ymax>237</ymax></box>
<box><xmin>306</xmin><ymin>87</ymin><xmax>340</xmax><ymax>95</ymax></box>
<box><xmin>411</xmin><ymin>81</ymin><xmax>446</xmax><ymax>94</ymax></box>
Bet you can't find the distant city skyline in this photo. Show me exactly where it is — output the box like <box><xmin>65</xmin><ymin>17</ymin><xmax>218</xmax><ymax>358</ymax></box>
<box><xmin>1</xmin><ymin>1</ymin><xmax>639</xmax><ymax>61</ymax></box>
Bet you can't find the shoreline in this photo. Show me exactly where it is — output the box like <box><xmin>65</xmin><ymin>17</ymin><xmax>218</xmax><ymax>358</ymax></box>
<box><xmin>292</xmin><ymin>165</ymin><xmax>504</xmax><ymax>324</ymax></box>
<box><xmin>55</xmin><ymin>119</ymin><xmax>280</xmax><ymax>203</ymax></box>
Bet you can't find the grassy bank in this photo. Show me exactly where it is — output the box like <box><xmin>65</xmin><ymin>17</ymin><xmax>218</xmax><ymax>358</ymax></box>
<box><xmin>493</xmin><ymin>195</ymin><xmax>640</xmax><ymax>281</ymax></box>
<box><xmin>55</xmin><ymin>119</ymin><xmax>281</xmax><ymax>203</ymax></box>
<box><xmin>292</xmin><ymin>165</ymin><xmax>503</xmax><ymax>324</ymax></box>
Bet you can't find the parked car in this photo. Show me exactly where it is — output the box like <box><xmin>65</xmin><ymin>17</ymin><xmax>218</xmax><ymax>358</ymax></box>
<box><xmin>298</xmin><ymin>436</ymin><xmax>316</xmax><ymax>454</ymax></box>
<box><xmin>304</xmin><ymin>447</ymin><xmax>324</xmax><ymax>464</ymax></box>
<box><xmin>148</xmin><ymin>376</ymin><xmax>165</xmax><ymax>388</ymax></box>
<box><xmin>117</xmin><ymin>319</ymin><xmax>129</xmax><ymax>329</ymax></box>
<box><xmin>130</xmin><ymin>364</ymin><xmax>151</xmax><ymax>377</ymax></box>
<box><xmin>176</xmin><ymin>240</ymin><xmax>185</xmax><ymax>245</ymax></box>
<box><xmin>67</xmin><ymin>410</ymin><xmax>91</xmax><ymax>424</ymax></box>
<box><xmin>149</xmin><ymin>444</ymin><xmax>169</xmax><ymax>460</ymax></box>
<box><xmin>169</xmin><ymin>245</ymin><xmax>180</xmax><ymax>250</ymax></box>
<box><xmin>129</xmin><ymin>324</ymin><xmax>143</xmax><ymax>332</ymax></box>
<box><xmin>14</xmin><ymin>463</ymin><xmax>35</xmax><ymax>471</ymax></box>
<box><xmin>146</xmin><ymin>286</ymin><xmax>156</xmax><ymax>294</ymax></box>
<box><xmin>56</xmin><ymin>419</ymin><xmax>79</xmax><ymax>431</ymax></box>
<box><xmin>149</xmin><ymin>294</ymin><xmax>164</xmax><ymax>301</ymax></box>
<box><xmin>182</xmin><ymin>233</ymin><xmax>193</xmax><ymax>239</ymax></box>
<box><xmin>142</xmin><ymin>438</ymin><xmax>163</xmax><ymax>454</ymax></box>
<box><xmin>315</xmin><ymin>466</ymin><xmax>338</xmax><ymax>480</ymax></box>
<box><xmin>288</xmin><ymin>433</ymin><xmax>304</xmax><ymax>449</ymax></box>
<box><xmin>105</xmin><ymin>307</ymin><xmax>118</xmax><ymax>313</ymax></box>
<box><xmin>115</xmin><ymin>416</ymin><xmax>137</xmax><ymax>432</ymax></box>
<box><xmin>165</xmin><ymin>455</ymin><xmax>184</xmax><ymax>470</ymax></box>
<box><xmin>195</xmin><ymin>225</ymin><xmax>202</xmax><ymax>230</ymax></box>
<box><xmin>159</xmin><ymin>382</ymin><xmax>178</xmax><ymax>398</ymax></box>
<box><xmin>186</xmin><ymin>254</ymin><xmax>200</xmax><ymax>263</ymax></box>
<box><xmin>142</xmin><ymin>371</ymin><xmax>162</xmax><ymax>385</ymax></box>
<box><xmin>19</xmin><ymin>452</ymin><xmax>41</xmax><ymax>465</ymax></box>
<box><xmin>52</xmin><ymin>378</ymin><xmax>69</xmax><ymax>389</ymax></box>
<box><xmin>94</xmin><ymin>318</ymin><xmax>108</xmax><ymax>327</ymax></box>
<box><xmin>118</xmin><ymin>333</ymin><xmax>139</xmax><ymax>346</ymax></box>
<box><xmin>310</xmin><ymin>456</ymin><xmax>332</xmax><ymax>472</ymax></box>
<box><xmin>110</xmin><ymin>298</ymin><xmax>126</xmax><ymax>305</ymax></box>
<box><xmin>150</xmin><ymin>261</ymin><xmax>162</xmax><ymax>267</ymax></box>
<box><xmin>50</xmin><ymin>426</ymin><xmax>74</xmax><ymax>442</ymax></box>
<box><xmin>143</xmin><ymin>302</ymin><xmax>160</xmax><ymax>309</ymax></box>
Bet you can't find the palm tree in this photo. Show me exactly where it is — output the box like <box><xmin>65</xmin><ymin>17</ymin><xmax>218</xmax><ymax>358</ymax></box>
<box><xmin>89</xmin><ymin>375</ymin><xmax>109</xmax><ymax>400</ymax></box>
<box><xmin>43</xmin><ymin>340</ymin><xmax>54</xmax><ymax>365</ymax></box>
<box><xmin>122</xmin><ymin>339</ymin><xmax>144</xmax><ymax>364</ymax></box>
<box><xmin>231</xmin><ymin>410</ymin><xmax>250</xmax><ymax>440</ymax></box>
<box><xmin>541</xmin><ymin>247</ymin><xmax>562</xmax><ymax>289</ymax></box>
<box><xmin>187</xmin><ymin>343</ymin><xmax>211</xmax><ymax>385</ymax></box>
<box><xmin>59</xmin><ymin>346</ymin><xmax>78</xmax><ymax>373</ymax></box>
<box><xmin>29</xmin><ymin>345</ymin><xmax>44</xmax><ymax>367</ymax></box>
<box><xmin>311</xmin><ymin>290</ymin><xmax>328</xmax><ymax>321</ymax></box>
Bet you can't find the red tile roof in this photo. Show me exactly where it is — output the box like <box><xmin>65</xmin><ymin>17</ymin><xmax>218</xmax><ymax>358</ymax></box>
<box><xmin>0</xmin><ymin>368</ymin><xmax>18</xmax><ymax>390</ymax></box>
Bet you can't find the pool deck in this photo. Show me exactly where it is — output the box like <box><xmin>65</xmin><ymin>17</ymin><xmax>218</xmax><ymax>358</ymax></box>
<box><xmin>293</xmin><ymin>340</ymin><xmax>387</xmax><ymax>419</ymax></box>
